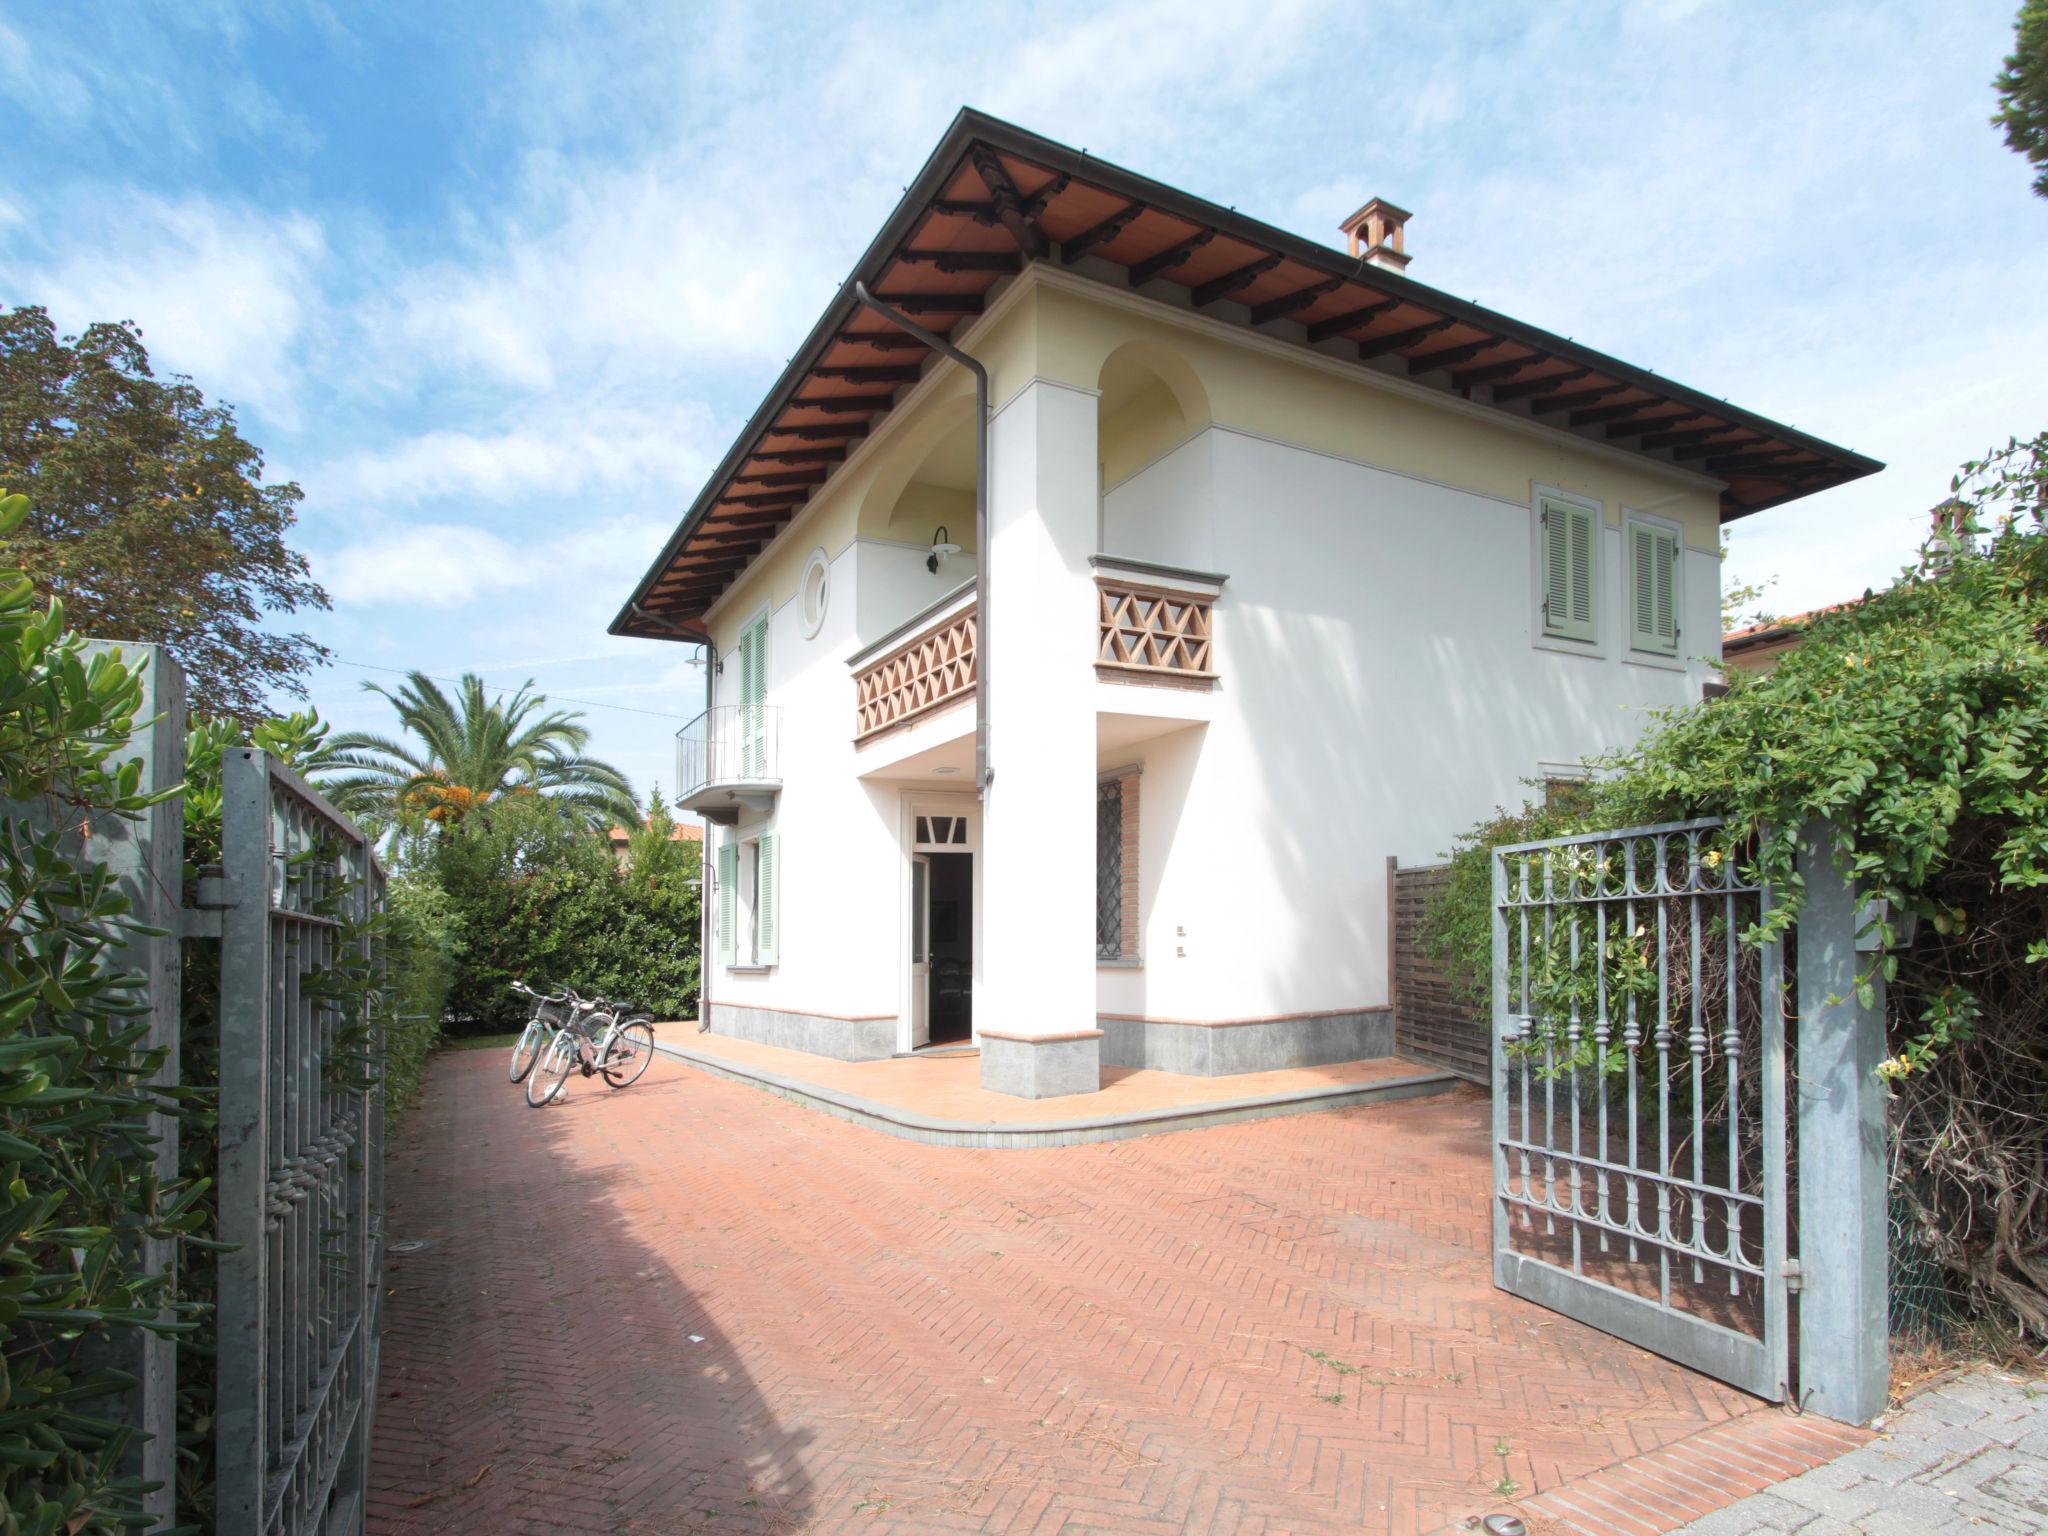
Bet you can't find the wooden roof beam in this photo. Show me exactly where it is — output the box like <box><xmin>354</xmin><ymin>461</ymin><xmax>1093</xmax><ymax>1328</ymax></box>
<box><xmin>768</xmin><ymin>424</ymin><xmax>870</xmax><ymax>442</ymax></box>
<box><xmin>813</xmin><ymin>364</ymin><xmax>922</xmax><ymax>385</ymax></box>
<box><xmin>864</xmin><ymin>293</ymin><xmax>982</xmax><ymax>314</ymax></box>
<box><xmin>1451</xmin><ymin>355</ymin><xmax>1544</xmax><ymax>390</ymax></box>
<box><xmin>1600</xmin><ymin>412</ymin><xmax>1697</xmax><ymax>438</ymax></box>
<box><xmin>1192</xmin><ymin>253</ymin><xmax>1282</xmax><ymax>306</ymax></box>
<box><xmin>1661</xmin><ymin>429</ymin><xmax>1763</xmax><ymax>455</ymax></box>
<box><xmin>752</xmin><ymin>446</ymin><xmax>847</xmax><ymax>464</ymax></box>
<box><xmin>1356</xmin><ymin>317</ymin><xmax>1456</xmax><ymax>360</ymax></box>
<box><xmin>892</xmin><ymin>249</ymin><xmax>1021</xmax><ymax>274</ymax></box>
<box><xmin>1705</xmin><ymin>451</ymin><xmax>1819</xmax><ymax>476</ymax></box>
<box><xmin>1128</xmin><ymin>229</ymin><xmax>1214</xmax><ymax>285</ymax></box>
<box><xmin>1061</xmin><ymin>202</ymin><xmax>1144</xmax><ymax>265</ymax></box>
<box><xmin>1306</xmin><ymin>299</ymin><xmax>1401</xmax><ymax>343</ymax></box>
<box><xmin>930</xmin><ymin>174</ymin><xmax>1066</xmax><ymax>226</ymax></box>
<box><xmin>836</xmin><ymin>332</ymin><xmax>928</xmax><ymax>352</ymax></box>
<box><xmin>659</xmin><ymin>557</ymin><xmax>749</xmax><ymax>580</ymax></box>
<box><xmin>717</xmin><ymin>492</ymin><xmax>808</xmax><ymax>509</ymax></box>
<box><xmin>1490</xmin><ymin>369</ymin><xmax>1590</xmax><ymax>403</ymax></box>
<box><xmin>1405</xmin><ymin>337</ymin><xmax>1506</xmax><ymax>375</ymax></box>
<box><xmin>699</xmin><ymin>527</ymin><xmax>780</xmax><ymax>547</ymax></box>
<box><xmin>1571</xmin><ymin>401</ymin><xmax>1682</xmax><ymax>427</ymax></box>
<box><xmin>730</xmin><ymin>470</ymin><xmax>828</xmax><ymax>488</ymax></box>
<box><xmin>790</xmin><ymin>394</ymin><xmax>895</xmax><ymax>414</ymax></box>
<box><xmin>969</xmin><ymin>145</ymin><xmax>1050</xmax><ymax>258</ymax></box>
<box><xmin>1529</xmin><ymin>383</ymin><xmax>1629</xmax><ymax>415</ymax></box>
<box><xmin>1249</xmin><ymin>277</ymin><xmax>1345</xmax><ymax>326</ymax></box>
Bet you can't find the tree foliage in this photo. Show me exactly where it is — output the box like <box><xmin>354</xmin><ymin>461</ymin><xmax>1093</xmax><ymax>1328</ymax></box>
<box><xmin>1995</xmin><ymin>0</ymin><xmax>2048</xmax><ymax>198</ymax></box>
<box><xmin>318</xmin><ymin>670</ymin><xmax>637</xmax><ymax>840</ymax></box>
<box><xmin>0</xmin><ymin>306</ymin><xmax>329</xmax><ymax>719</ymax></box>
<box><xmin>1423</xmin><ymin>434</ymin><xmax>2048</xmax><ymax>1342</ymax></box>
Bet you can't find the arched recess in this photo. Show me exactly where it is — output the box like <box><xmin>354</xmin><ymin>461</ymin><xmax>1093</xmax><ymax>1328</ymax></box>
<box><xmin>1096</xmin><ymin>340</ymin><xmax>1211</xmax><ymax>491</ymax></box>
<box><xmin>857</xmin><ymin>386</ymin><xmax>980</xmax><ymax>555</ymax></box>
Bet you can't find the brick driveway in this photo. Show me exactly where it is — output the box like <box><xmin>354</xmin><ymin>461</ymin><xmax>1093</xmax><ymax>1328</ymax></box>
<box><xmin>368</xmin><ymin>1051</ymin><xmax>1848</xmax><ymax>1535</ymax></box>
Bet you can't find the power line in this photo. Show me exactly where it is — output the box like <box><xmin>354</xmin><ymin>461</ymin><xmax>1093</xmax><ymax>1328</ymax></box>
<box><xmin>328</xmin><ymin>657</ymin><xmax>697</xmax><ymax>722</ymax></box>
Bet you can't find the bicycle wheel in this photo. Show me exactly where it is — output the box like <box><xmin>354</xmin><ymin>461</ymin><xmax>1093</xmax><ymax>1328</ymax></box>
<box><xmin>601</xmin><ymin>1021</ymin><xmax>656</xmax><ymax>1088</ymax></box>
<box><xmin>508</xmin><ymin>1017</ymin><xmax>548</xmax><ymax>1084</ymax></box>
<box><xmin>526</xmin><ymin>1028</ymin><xmax>577</xmax><ymax>1107</ymax></box>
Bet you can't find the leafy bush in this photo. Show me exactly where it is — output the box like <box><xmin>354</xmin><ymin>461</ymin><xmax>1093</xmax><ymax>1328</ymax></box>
<box><xmin>1423</xmin><ymin>435</ymin><xmax>2048</xmax><ymax>1343</ymax></box>
<box><xmin>423</xmin><ymin>794</ymin><xmax>700</xmax><ymax>1032</ymax></box>
<box><xmin>0</xmin><ymin>489</ymin><xmax>201</xmax><ymax>1532</ymax></box>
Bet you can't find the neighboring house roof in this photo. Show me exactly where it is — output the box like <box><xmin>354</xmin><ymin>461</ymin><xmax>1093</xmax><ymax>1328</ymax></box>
<box><xmin>607</xmin><ymin>822</ymin><xmax>705</xmax><ymax>847</ymax></box>
<box><xmin>1721</xmin><ymin>601</ymin><xmax>1857</xmax><ymax>663</ymax></box>
<box><xmin>611</xmin><ymin>108</ymin><xmax>1882</xmax><ymax>642</ymax></box>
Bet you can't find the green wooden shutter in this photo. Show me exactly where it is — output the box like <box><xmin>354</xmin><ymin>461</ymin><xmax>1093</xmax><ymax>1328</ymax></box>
<box><xmin>740</xmin><ymin>616</ymin><xmax>767</xmax><ymax>776</ymax></box>
<box><xmin>755</xmin><ymin>831</ymin><xmax>779</xmax><ymax>966</ymax></box>
<box><xmin>1542</xmin><ymin>500</ymin><xmax>1599</xmax><ymax>643</ymax></box>
<box><xmin>1628</xmin><ymin>521</ymin><xmax>1681</xmax><ymax>654</ymax></box>
<box><xmin>717</xmin><ymin>841</ymin><xmax>738</xmax><ymax>966</ymax></box>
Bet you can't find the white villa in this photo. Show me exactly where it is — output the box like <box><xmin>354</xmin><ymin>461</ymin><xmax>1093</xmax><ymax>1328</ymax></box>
<box><xmin>611</xmin><ymin>111</ymin><xmax>1877</xmax><ymax>1099</ymax></box>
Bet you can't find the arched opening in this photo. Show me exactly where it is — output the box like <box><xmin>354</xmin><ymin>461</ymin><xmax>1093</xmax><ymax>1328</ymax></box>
<box><xmin>881</xmin><ymin>416</ymin><xmax>978</xmax><ymax>553</ymax></box>
<box><xmin>1096</xmin><ymin>341</ymin><xmax>1210</xmax><ymax>491</ymax></box>
<box><xmin>858</xmin><ymin>392</ymin><xmax>979</xmax><ymax>558</ymax></box>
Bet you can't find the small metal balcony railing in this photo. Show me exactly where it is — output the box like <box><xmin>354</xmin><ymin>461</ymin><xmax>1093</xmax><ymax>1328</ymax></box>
<box><xmin>676</xmin><ymin>703</ymin><xmax>782</xmax><ymax>803</ymax></box>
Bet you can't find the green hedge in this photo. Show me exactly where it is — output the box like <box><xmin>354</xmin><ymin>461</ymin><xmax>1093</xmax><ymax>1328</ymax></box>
<box><xmin>0</xmin><ymin>490</ymin><xmax>202</xmax><ymax>1533</ymax></box>
<box><xmin>422</xmin><ymin>794</ymin><xmax>701</xmax><ymax>1033</ymax></box>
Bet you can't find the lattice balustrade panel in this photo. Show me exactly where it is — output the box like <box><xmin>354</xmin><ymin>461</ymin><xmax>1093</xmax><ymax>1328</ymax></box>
<box><xmin>855</xmin><ymin>606</ymin><xmax>977</xmax><ymax>740</ymax></box>
<box><xmin>1097</xmin><ymin>580</ymin><xmax>1215</xmax><ymax>681</ymax></box>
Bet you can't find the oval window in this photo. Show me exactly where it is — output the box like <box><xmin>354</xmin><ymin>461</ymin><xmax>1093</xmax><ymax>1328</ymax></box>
<box><xmin>799</xmin><ymin>549</ymin><xmax>830</xmax><ymax>638</ymax></box>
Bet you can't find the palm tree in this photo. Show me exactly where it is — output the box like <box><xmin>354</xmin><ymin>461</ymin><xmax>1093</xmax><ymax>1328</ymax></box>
<box><xmin>317</xmin><ymin>671</ymin><xmax>638</xmax><ymax>836</ymax></box>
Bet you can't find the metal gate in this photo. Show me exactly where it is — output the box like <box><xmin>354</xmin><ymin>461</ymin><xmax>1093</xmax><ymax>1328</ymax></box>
<box><xmin>216</xmin><ymin>749</ymin><xmax>386</xmax><ymax>1535</ymax></box>
<box><xmin>1491</xmin><ymin>818</ymin><xmax>1791</xmax><ymax>1400</ymax></box>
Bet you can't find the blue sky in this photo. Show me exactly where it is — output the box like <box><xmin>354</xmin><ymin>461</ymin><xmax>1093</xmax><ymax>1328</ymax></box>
<box><xmin>3</xmin><ymin>0</ymin><xmax>2045</xmax><ymax>805</ymax></box>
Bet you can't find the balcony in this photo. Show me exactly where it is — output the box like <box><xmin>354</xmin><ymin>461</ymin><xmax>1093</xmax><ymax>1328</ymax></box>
<box><xmin>676</xmin><ymin>704</ymin><xmax>782</xmax><ymax>825</ymax></box>
<box><xmin>851</xmin><ymin>583</ymin><xmax>978</xmax><ymax>745</ymax></box>
<box><xmin>1093</xmin><ymin>558</ymin><xmax>1221</xmax><ymax>689</ymax></box>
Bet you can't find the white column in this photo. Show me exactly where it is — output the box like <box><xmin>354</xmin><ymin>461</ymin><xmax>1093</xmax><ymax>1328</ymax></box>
<box><xmin>977</xmin><ymin>379</ymin><xmax>1103</xmax><ymax>1095</ymax></box>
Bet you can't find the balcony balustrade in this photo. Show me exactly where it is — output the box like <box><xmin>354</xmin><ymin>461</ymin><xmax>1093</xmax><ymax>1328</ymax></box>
<box><xmin>1095</xmin><ymin>574</ymin><xmax>1217</xmax><ymax>687</ymax></box>
<box><xmin>853</xmin><ymin>599</ymin><xmax>978</xmax><ymax>743</ymax></box>
<box><xmin>676</xmin><ymin>703</ymin><xmax>782</xmax><ymax>824</ymax></box>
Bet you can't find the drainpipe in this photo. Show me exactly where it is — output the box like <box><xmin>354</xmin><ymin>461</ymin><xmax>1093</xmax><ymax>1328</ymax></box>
<box><xmin>631</xmin><ymin>601</ymin><xmax>716</xmax><ymax>1028</ymax></box>
<box><xmin>852</xmin><ymin>281</ymin><xmax>992</xmax><ymax>799</ymax></box>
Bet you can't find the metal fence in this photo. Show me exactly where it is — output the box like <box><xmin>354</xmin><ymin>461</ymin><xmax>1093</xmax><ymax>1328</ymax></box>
<box><xmin>1491</xmin><ymin>817</ymin><xmax>1792</xmax><ymax>1402</ymax></box>
<box><xmin>216</xmin><ymin>749</ymin><xmax>386</xmax><ymax>1536</ymax></box>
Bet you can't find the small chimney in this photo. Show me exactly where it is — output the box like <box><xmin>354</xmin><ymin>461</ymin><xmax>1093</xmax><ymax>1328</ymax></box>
<box><xmin>1340</xmin><ymin>198</ymin><xmax>1412</xmax><ymax>273</ymax></box>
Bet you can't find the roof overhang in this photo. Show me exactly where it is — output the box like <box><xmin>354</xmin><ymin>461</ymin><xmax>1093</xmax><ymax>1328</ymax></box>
<box><xmin>613</xmin><ymin>109</ymin><xmax>1882</xmax><ymax>642</ymax></box>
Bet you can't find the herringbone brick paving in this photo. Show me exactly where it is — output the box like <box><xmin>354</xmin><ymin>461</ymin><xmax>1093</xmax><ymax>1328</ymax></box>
<box><xmin>368</xmin><ymin>1051</ymin><xmax>1846</xmax><ymax>1535</ymax></box>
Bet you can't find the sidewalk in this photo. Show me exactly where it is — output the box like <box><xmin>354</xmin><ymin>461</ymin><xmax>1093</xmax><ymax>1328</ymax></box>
<box><xmin>1670</xmin><ymin>1369</ymin><xmax>2047</xmax><ymax>1535</ymax></box>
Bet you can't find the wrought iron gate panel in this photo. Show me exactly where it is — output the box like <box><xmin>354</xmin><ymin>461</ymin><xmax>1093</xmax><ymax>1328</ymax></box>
<box><xmin>218</xmin><ymin>750</ymin><xmax>385</xmax><ymax>1536</ymax></box>
<box><xmin>1491</xmin><ymin>817</ymin><xmax>1790</xmax><ymax>1401</ymax></box>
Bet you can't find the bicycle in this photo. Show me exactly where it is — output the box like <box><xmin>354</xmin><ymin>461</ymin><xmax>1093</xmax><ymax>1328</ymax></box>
<box><xmin>525</xmin><ymin>998</ymin><xmax>657</xmax><ymax>1108</ymax></box>
<box><xmin>507</xmin><ymin>980</ymin><xmax>576</xmax><ymax>1085</ymax></box>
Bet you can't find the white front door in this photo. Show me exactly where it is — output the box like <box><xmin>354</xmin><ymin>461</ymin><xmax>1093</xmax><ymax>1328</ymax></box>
<box><xmin>909</xmin><ymin>853</ymin><xmax>931</xmax><ymax>1049</ymax></box>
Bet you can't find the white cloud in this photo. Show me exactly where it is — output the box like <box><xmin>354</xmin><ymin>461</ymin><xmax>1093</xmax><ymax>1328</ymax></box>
<box><xmin>31</xmin><ymin>196</ymin><xmax>326</xmax><ymax>430</ymax></box>
<box><xmin>315</xmin><ymin>511</ymin><xmax>673</xmax><ymax>609</ymax></box>
<box><xmin>323</xmin><ymin>397</ymin><xmax>722</xmax><ymax>507</ymax></box>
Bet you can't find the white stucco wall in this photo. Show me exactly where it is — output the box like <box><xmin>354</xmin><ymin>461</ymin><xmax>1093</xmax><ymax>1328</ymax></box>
<box><xmin>1093</xmin><ymin>424</ymin><xmax>1721</xmax><ymax>1023</ymax></box>
<box><xmin>708</xmin><ymin>538</ymin><xmax>903</xmax><ymax>1022</ymax></box>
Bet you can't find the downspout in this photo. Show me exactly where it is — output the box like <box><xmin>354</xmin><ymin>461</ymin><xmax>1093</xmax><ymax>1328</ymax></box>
<box><xmin>630</xmin><ymin>601</ymin><xmax>716</xmax><ymax>1028</ymax></box>
<box><xmin>852</xmin><ymin>281</ymin><xmax>992</xmax><ymax>799</ymax></box>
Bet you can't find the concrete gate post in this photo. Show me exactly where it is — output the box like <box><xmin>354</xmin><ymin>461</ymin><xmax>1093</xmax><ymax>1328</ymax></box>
<box><xmin>1793</xmin><ymin>817</ymin><xmax>1890</xmax><ymax>1425</ymax></box>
